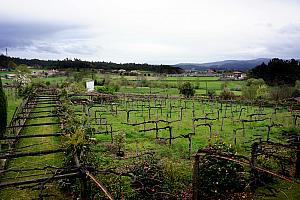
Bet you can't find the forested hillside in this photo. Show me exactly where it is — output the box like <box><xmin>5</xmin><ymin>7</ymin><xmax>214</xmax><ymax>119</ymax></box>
<box><xmin>0</xmin><ymin>55</ymin><xmax>183</xmax><ymax>74</ymax></box>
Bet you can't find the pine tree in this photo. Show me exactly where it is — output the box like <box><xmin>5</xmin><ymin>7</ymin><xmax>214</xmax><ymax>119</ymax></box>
<box><xmin>0</xmin><ymin>78</ymin><xmax>7</xmax><ymax>138</ymax></box>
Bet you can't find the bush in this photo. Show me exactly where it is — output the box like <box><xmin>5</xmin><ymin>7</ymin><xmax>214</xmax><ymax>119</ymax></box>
<box><xmin>197</xmin><ymin>141</ymin><xmax>246</xmax><ymax>199</ymax></box>
<box><xmin>219</xmin><ymin>90</ymin><xmax>235</xmax><ymax>100</ymax></box>
<box><xmin>178</xmin><ymin>82</ymin><xmax>195</xmax><ymax>98</ymax></box>
<box><xmin>207</xmin><ymin>89</ymin><xmax>216</xmax><ymax>99</ymax></box>
<box><xmin>242</xmin><ymin>78</ymin><xmax>266</xmax><ymax>100</ymax></box>
<box><xmin>268</xmin><ymin>86</ymin><xmax>295</xmax><ymax>101</ymax></box>
<box><xmin>96</xmin><ymin>86</ymin><xmax>119</xmax><ymax>94</ymax></box>
<box><xmin>18</xmin><ymin>84</ymin><xmax>34</xmax><ymax>97</ymax></box>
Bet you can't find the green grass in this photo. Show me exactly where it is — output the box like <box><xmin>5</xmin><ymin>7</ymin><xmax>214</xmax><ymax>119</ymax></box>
<box><xmin>82</xmin><ymin>98</ymin><xmax>299</xmax><ymax>198</ymax></box>
<box><xmin>4</xmin><ymin>88</ymin><xmax>22</xmax><ymax>123</ymax></box>
<box><xmin>2</xmin><ymin>73</ymin><xmax>299</xmax><ymax>199</ymax></box>
<box><xmin>118</xmin><ymin>85</ymin><xmax>242</xmax><ymax>96</ymax></box>
<box><xmin>89</xmin><ymin>100</ymin><xmax>292</xmax><ymax>156</ymax></box>
<box><xmin>165</xmin><ymin>76</ymin><xmax>220</xmax><ymax>81</ymax></box>
<box><xmin>252</xmin><ymin>181</ymin><xmax>300</xmax><ymax>200</ymax></box>
<box><xmin>32</xmin><ymin>76</ymin><xmax>67</xmax><ymax>84</ymax></box>
<box><xmin>0</xmin><ymin>99</ymin><xmax>68</xmax><ymax>200</ymax></box>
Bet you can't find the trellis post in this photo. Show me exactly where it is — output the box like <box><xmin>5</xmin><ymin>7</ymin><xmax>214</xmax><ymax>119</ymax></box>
<box><xmin>192</xmin><ymin>154</ymin><xmax>200</xmax><ymax>200</ymax></box>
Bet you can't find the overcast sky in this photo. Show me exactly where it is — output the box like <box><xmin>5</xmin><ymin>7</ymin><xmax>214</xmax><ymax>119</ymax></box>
<box><xmin>0</xmin><ymin>0</ymin><xmax>300</xmax><ymax>64</ymax></box>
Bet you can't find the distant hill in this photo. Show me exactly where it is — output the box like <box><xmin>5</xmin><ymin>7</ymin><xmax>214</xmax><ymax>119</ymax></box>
<box><xmin>174</xmin><ymin>58</ymin><xmax>271</xmax><ymax>71</ymax></box>
<box><xmin>0</xmin><ymin>55</ymin><xmax>183</xmax><ymax>74</ymax></box>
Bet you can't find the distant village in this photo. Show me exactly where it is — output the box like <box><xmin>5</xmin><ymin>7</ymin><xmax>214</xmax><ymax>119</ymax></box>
<box><xmin>1</xmin><ymin>64</ymin><xmax>247</xmax><ymax>81</ymax></box>
<box><xmin>167</xmin><ymin>69</ymin><xmax>247</xmax><ymax>80</ymax></box>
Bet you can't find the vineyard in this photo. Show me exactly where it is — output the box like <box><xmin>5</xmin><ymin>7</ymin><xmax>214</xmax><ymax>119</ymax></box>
<box><xmin>0</xmin><ymin>83</ymin><xmax>299</xmax><ymax>199</ymax></box>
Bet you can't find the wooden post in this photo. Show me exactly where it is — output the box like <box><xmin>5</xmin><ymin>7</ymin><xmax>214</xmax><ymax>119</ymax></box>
<box><xmin>192</xmin><ymin>101</ymin><xmax>195</xmax><ymax>118</ymax></box>
<box><xmin>242</xmin><ymin>120</ymin><xmax>245</xmax><ymax>136</ymax></box>
<box><xmin>209</xmin><ymin>125</ymin><xmax>212</xmax><ymax>139</ymax></box>
<box><xmin>169</xmin><ymin>127</ymin><xmax>172</xmax><ymax>146</ymax></box>
<box><xmin>188</xmin><ymin>135</ymin><xmax>192</xmax><ymax>159</ymax></box>
<box><xmin>294</xmin><ymin>136</ymin><xmax>300</xmax><ymax>178</ymax></box>
<box><xmin>155</xmin><ymin>122</ymin><xmax>158</xmax><ymax>139</ymax></box>
<box><xmin>180</xmin><ymin>107</ymin><xmax>183</xmax><ymax>121</ymax></box>
<box><xmin>143</xmin><ymin>117</ymin><xmax>146</xmax><ymax>132</ymax></box>
<box><xmin>126</xmin><ymin>111</ymin><xmax>130</xmax><ymax>123</ymax></box>
<box><xmin>233</xmin><ymin>129</ymin><xmax>237</xmax><ymax>145</ymax></box>
<box><xmin>221</xmin><ymin>117</ymin><xmax>224</xmax><ymax>131</ymax></box>
<box><xmin>192</xmin><ymin>118</ymin><xmax>196</xmax><ymax>135</ymax></box>
<box><xmin>267</xmin><ymin>125</ymin><xmax>271</xmax><ymax>141</ymax></box>
<box><xmin>250</xmin><ymin>142</ymin><xmax>259</xmax><ymax>191</ymax></box>
<box><xmin>192</xmin><ymin>154</ymin><xmax>200</xmax><ymax>200</ymax></box>
<box><xmin>169</xmin><ymin>100</ymin><xmax>172</xmax><ymax>119</ymax></box>
<box><xmin>148</xmin><ymin>107</ymin><xmax>151</xmax><ymax>119</ymax></box>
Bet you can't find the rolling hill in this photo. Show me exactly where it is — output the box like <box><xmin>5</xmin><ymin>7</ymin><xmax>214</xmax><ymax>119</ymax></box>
<box><xmin>174</xmin><ymin>58</ymin><xmax>271</xmax><ymax>71</ymax></box>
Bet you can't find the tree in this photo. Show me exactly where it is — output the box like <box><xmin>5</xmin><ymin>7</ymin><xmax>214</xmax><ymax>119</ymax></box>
<box><xmin>249</xmin><ymin>58</ymin><xmax>300</xmax><ymax>86</ymax></box>
<box><xmin>0</xmin><ymin>78</ymin><xmax>7</xmax><ymax>138</ymax></box>
<box><xmin>178</xmin><ymin>82</ymin><xmax>195</xmax><ymax>98</ymax></box>
<box><xmin>242</xmin><ymin>78</ymin><xmax>266</xmax><ymax>100</ymax></box>
<box><xmin>7</xmin><ymin>60</ymin><xmax>17</xmax><ymax>68</ymax></box>
<box><xmin>16</xmin><ymin>64</ymin><xmax>31</xmax><ymax>74</ymax></box>
<box><xmin>207</xmin><ymin>89</ymin><xmax>216</xmax><ymax>99</ymax></box>
<box><xmin>220</xmin><ymin>81</ymin><xmax>235</xmax><ymax>100</ymax></box>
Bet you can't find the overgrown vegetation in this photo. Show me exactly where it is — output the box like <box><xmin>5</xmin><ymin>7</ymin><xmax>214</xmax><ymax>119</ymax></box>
<box><xmin>197</xmin><ymin>140</ymin><xmax>246</xmax><ymax>199</ymax></box>
<box><xmin>0</xmin><ymin>78</ymin><xmax>7</xmax><ymax>138</ymax></box>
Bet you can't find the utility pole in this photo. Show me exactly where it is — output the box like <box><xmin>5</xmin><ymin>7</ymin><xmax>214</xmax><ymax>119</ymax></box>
<box><xmin>5</xmin><ymin>48</ymin><xmax>7</xmax><ymax>56</ymax></box>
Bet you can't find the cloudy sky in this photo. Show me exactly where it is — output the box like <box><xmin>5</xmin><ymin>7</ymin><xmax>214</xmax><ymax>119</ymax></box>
<box><xmin>0</xmin><ymin>0</ymin><xmax>300</xmax><ymax>64</ymax></box>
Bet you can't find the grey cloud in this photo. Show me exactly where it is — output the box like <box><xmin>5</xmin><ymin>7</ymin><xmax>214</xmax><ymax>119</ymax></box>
<box><xmin>0</xmin><ymin>21</ymin><xmax>82</xmax><ymax>49</ymax></box>
<box><xmin>278</xmin><ymin>23</ymin><xmax>300</xmax><ymax>35</ymax></box>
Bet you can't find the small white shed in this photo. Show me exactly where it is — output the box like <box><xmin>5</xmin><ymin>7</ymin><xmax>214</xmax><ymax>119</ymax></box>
<box><xmin>86</xmin><ymin>80</ymin><xmax>95</xmax><ymax>92</ymax></box>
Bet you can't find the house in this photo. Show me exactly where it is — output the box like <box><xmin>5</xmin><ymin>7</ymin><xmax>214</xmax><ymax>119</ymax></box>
<box><xmin>223</xmin><ymin>71</ymin><xmax>247</xmax><ymax>80</ymax></box>
<box><xmin>5</xmin><ymin>74</ymin><xmax>16</xmax><ymax>79</ymax></box>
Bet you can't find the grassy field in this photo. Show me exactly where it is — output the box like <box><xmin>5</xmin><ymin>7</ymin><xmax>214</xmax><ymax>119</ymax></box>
<box><xmin>4</xmin><ymin>88</ymin><xmax>22</xmax><ymax>123</ymax></box>
<box><xmin>86</xmin><ymin>100</ymin><xmax>293</xmax><ymax>155</ymax></box>
<box><xmin>0</xmin><ymin>96</ymin><xmax>68</xmax><ymax>200</ymax></box>
<box><xmin>79</xmin><ymin>98</ymin><xmax>299</xmax><ymax>199</ymax></box>
<box><xmin>1</xmin><ymin>72</ymin><xmax>299</xmax><ymax>199</ymax></box>
<box><xmin>118</xmin><ymin>85</ymin><xmax>242</xmax><ymax>96</ymax></box>
<box><xmin>165</xmin><ymin>76</ymin><xmax>220</xmax><ymax>81</ymax></box>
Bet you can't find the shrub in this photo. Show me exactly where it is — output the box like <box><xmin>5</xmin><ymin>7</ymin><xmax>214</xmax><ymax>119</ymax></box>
<box><xmin>94</xmin><ymin>79</ymin><xmax>105</xmax><ymax>86</ymax></box>
<box><xmin>197</xmin><ymin>141</ymin><xmax>246</xmax><ymax>199</ymax></box>
<box><xmin>114</xmin><ymin>131</ymin><xmax>126</xmax><ymax>156</ymax></box>
<box><xmin>219</xmin><ymin>90</ymin><xmax>235</xmax><ymax>100</ymax></box>
<box><xmin>207</xmin><ymin>89</ymin><xmax>216</xmax><ymax>99</ymax></box>
<box><xmin>132</xmin><ymin>155</ymin><xmax>164</xmax><ymax>199</ymax></box>
<box><xmin>242</xmin><ymin>78</ymin><xmax>266</xmax><ymax>100</ymax></box>
<box><xmin>268</xmin><ymin>86</ymin><xmax>295</xmax><ymax>101</ymax></box>
<box><xmin>178</xmin><ymin>82</ymin><xmax>195</xmax><ymax>98</ymax></box>
<box><xmin>96</xmin><ymin>86</ymin><xmax>119</xmax><ymax>94</ymax></box>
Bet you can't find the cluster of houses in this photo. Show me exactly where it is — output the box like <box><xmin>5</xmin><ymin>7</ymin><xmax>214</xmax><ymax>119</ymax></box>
<box><xmin>109</xmin><ymin>69</ymin><xmax>152</xmax><ymax>76</ymax></box>
<box><xmin>31</xmin><ymin>69</ymin><xmax>66</xmax><ymax>77</ymax></box>
<box><xmin>222</xmin><ymin>71</ymin><xmax>247</xmax><ymax>80</ymax></box>
<box><xmin>1</xmin><ymin>69</ymin><xmax>66</xmax><ymax>80</ymax></box>
<box><xmin>168</xmin><ymin>69</ymin><xmax>247</xmax><ymax>80</ymax></box>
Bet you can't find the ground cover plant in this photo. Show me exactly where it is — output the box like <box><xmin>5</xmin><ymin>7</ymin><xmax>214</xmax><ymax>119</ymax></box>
<box><xmin>0</xmin><ymin>72</ymin><xmax>299</xmax><ymax>200</ymax></box>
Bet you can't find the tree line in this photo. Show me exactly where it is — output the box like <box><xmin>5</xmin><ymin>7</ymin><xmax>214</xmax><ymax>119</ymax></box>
<box><xmin>0</xmin><ymin>55</ymin><xmax>183</xmax><ymax>74</ymax></box>
<box><xmin>249</xmin><ymin>58</ymin><xmax>300</xmax><ymax>86</ymax></box>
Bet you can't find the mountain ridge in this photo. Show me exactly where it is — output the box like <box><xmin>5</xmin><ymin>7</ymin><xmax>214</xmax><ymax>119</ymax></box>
<box><xmin>174</xmin><ymin>58</ymin><xmax>271</xmax><ymax>71</ymax></box>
